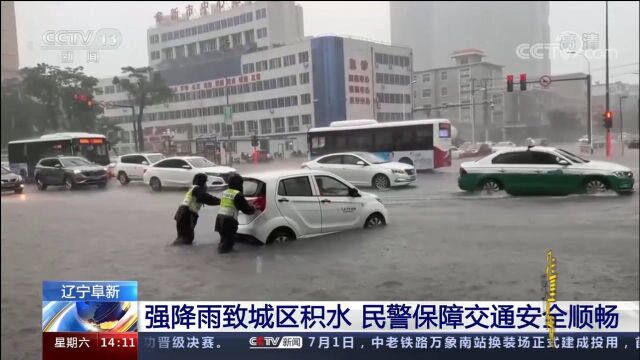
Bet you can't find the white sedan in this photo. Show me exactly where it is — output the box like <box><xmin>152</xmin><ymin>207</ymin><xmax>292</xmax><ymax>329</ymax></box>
<box><xmin>301</xmin><ymin>152</ymin><xmax>416</xmax><ymax>190</ymax></box>
<box><xmin>143</xmin><ymin>156</ymin><xmax>235</xmax><ymax>191</ymax></box>
<box><xmin>238</xmin><ymin>169</ymin><xmax>388</xmax><ymax>244</ymax></box>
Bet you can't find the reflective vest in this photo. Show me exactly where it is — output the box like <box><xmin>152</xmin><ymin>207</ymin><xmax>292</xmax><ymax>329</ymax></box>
<box><xmin>218</xmin><ymin>188</ymin><xmax>240</xmax><ymax>219</ymax></box>
<box><xmin>182</xmin><ymin>186</ymin><xmax>203</xmax><ymax>213</ymax></box>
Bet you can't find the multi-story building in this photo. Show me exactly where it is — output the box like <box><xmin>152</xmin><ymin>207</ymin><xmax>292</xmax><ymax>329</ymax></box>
<box><xmin>390</xmin><ymin>1</ymin><xmax>550</xmax><ymax>78</ymax></box>
<box><xmin>1</xmin><ymin>0</ymin><xmax>20</xmax><ymax>82</ymax></box>
<box><xmin>413</xmin><ymin>49</ymin><xmax>504</xmax><ymax>142</ymax></box>
<box><xmin>96</xmin><ymin>1</ymin><xmax>412</xmax><ymax>158</ymax></box>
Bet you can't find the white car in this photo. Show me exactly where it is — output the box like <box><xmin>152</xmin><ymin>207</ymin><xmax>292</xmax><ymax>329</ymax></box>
<box><xmin>143</xmin><ymin>156</ymin><xmax>234</xmax><ymax>191</ymax></box>
<box><xmin>301</xmin><ymin>152</ymin><xmax>416</xmax><ymax>190</ymax></box>
<box><xmin>115</xmin><ymin>153</ymin><xmax>165</xmax><ymax>185</ymax></box>
<box><xmin>238</xmin><ymin>169</ymin><xmax>388</xmax><ymax>244</ymax></box>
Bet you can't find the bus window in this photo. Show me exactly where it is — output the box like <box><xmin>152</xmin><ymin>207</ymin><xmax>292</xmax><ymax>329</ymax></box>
<box><xmin>311</xmin><ymin>136</ymin><xmax>325</xmax><ymax>149</ymax></box>
<box><xmin>415</xmin><ymin>125</ymin><xmax>434</xmax><ymax>150</ymax></box>
<box><xmin>373</xmin><ymin>130</ymin><xmax>393</xmax><ymax>151</ymax></box>
<box><xmin>351</xmin><ymin>133</ymin><xmax>371</xmax><ymax>151</ymax></box>
<box><xmin>394</xmin><ymin>128</ymin><xmax>415</xmax><ymax>151</ymax></box>
<box><xmin>335</xmin><ymin>134</ymin><xmax>348</xmax><ymax>151</ymax></box>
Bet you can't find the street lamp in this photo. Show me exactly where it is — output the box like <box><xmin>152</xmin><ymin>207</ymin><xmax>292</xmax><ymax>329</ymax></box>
<box><xmin>403</xmin><ymin>80</ymin><xmax>417</xmax><ymax>121</ymax></box>
<box><xmin>568</xmin><ymin>51</ymin><xmax>592</xmax><ymax>152</ymax></box>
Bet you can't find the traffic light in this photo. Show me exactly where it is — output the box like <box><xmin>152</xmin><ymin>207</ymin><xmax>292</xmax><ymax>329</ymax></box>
<box><xmin>73</xmin><ymin>93</ymin><xmax>95</xmax><ymax>109</ymax></box>
<box><xmin>603</xmin><ymin>111</ymin><xmax>613</xmax><ymax>129</ymax></box>
<box><xmin>506</xmin><ymin>75</ymin><xmax>514</xmax><ymax>92</ymax></box>
<box><xmin>520</xmin><ymin>73</ymin><xmax>527</xmax><ymax>91</ymax></box>
<box><xmin>251</xmin><ymin>134</ymin><xmax>258</xmax><ymax>147</ymax></box>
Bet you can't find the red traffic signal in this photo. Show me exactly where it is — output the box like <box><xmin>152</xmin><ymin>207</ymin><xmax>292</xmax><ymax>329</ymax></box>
<box><xmin>520</xmin><ymin>73</ymin><xmax>527</xmax><ymax>91</ymax></box>
<box><xmin>603</xmin><ymin>111</ymin><xmax>613</xmax><ymax>129</ymax></box>
<box><xmin>506</xmin><ymin>75</ymin><xmax>514</xmax><ymax>92</ymax></box>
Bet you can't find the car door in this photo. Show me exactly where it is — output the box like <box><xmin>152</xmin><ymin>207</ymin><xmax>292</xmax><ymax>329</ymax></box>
<box><xmin>340</xmin><ymin>154</ymin><xmax>369</xmax><ymax>185</ymax></box>
<box><xmin>314</xmin><ymin>155</ymin><xmax>344</xmax><ymax>178</ymax></box>
<box><xmin>173</xmin><ymin>159</ymin><xmax>194</xmax><ymax>186</ymax></box>
<box><xmin>49</xmin><ymin>159</ymin><xmax>65</xmax><ymax>185</ymax></box>
<box><xmin>37</xmin><ymin>159</ymin><xmax>53</xmax><ymax>183</ymax></box>
<box><xmin>529</xmin><ymin>151</ymin><xmax>568</xmax><ymax>195</ymax></box>
<box><xmin>313</xmin><ymin>175</ymin><xmax>363</xmax><ymax>233</ymax></box>
<box><xmin>275</xmin><ymin>175</ymin><xmax>322</xmax><ymax>236</ymax></box>
<box><xmin>131</xmin><ymin>155</ymin><xmax>148</xmax><ymax>179</ymax></box>
<box><xmin>154</xmin><ymin>159</ymin><xmax>179</xmax><ymax>185</ymax></box>
<box><xmin>490</xmin><ymin>152</ymin><xmax>538</xmax><ymax>194</ymax></box>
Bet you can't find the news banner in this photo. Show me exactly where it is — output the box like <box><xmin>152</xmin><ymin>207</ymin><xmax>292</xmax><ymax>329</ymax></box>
<box><xmin>42</xmin><ymin>281</ymin><xmax>639</xmax><ymax>360</ymax></box>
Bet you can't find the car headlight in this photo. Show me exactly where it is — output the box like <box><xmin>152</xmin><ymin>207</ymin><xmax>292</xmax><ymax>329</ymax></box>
<box><xmin>391</xmin><ymin>169</ymin><xmax>406</xmax><ymax>175</ymax></box>
<box><xmin>613</xmin><ymin>171</ymin><xmax>633</xmax><ymax>178</ymax></box>
<box><xmin>73</xmin><ymin>169</ymin><xmax>82</xmax><ymax>174</ymax></box>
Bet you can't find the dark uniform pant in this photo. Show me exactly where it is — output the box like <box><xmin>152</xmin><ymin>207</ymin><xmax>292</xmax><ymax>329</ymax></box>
<box><xmin>174</xmin><ymin>205</ymin><xmax>199</xmax><ymax>245</ymax></box>
<box><xmin>215</xmin><ymin>215</ymin><xmax>238</xmax><ymax>252</ymax></box>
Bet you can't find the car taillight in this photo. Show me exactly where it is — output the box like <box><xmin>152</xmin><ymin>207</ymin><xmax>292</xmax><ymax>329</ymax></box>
<box><xmin>248</xmin><ymin>196</ymin><xmax>266</xmax><ymax>212</ymax></box>
<box><xmin>460</xmin><ymin>167</ymin><xmax>467</xmax><ymax>177</ymax></box>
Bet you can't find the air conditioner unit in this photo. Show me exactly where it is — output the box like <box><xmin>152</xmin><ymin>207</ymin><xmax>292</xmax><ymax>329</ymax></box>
<box><xmin>303</xmin><ymin>62</ymin><xmax>309</xmax><ymax>68</ymax></box>
<box><xmin>269</xmin><ymin>109</ymin><xmax>275</xmax><ymax>114</ymax></box>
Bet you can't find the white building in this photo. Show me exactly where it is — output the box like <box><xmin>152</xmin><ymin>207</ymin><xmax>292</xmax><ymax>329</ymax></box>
<box><xmin>96</xmin><ymin>1</ymin><xmax>412</xmax><ymax>158</ymax></box>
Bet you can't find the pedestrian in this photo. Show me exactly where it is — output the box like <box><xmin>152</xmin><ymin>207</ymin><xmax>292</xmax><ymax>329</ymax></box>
<box><xmin>215</xmin><ymin>174</ymin><xmax>256</xmax><ymax>253</ymax></box>
<box><xmin>173</xmin><ymin>173</ymin><xmax>220</xmax><ymax>245</ymax></box>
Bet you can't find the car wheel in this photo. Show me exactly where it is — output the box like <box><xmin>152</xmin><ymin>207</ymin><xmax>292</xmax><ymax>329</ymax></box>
<box><xmin>267</xmin><ymin>228</ymin><xmax>296</xmax><ymax>245</ymax></box>
<box><xmin>14</xmin><ymin>188</ymin><xmax>23</xmax><ymax>194</ymax></box>
<box><xmin>584</xmin><ymin>178</ymin><xmax>608</xmax><ymax>194</ymax></box>
<box><xmin>118</xmin><ymin>172</ymin><xmax>129</xmax><ymax>185</ymax></box>
<box><xmin>149</xmin><ymin>177</ymin><xmax>162</xmax><ymax>192</ymax></box>
<box><xmin>36</xmin><ymin>177</ymin><xmax>47</xmax><ymax>191</ymax></box>
<box><xmin>398</xmin><ymin>157</ymin><xmax>414</xmax><ymax>166</ymax></box>
<box><xmin>480</xmin><ymin>178</ymin><xmax>502</xmax><ymax>193</ymax></box>
<box><xmin>372</xmin><ymin>174</ymin><xmax>391</xmax><ymax>190</ymax></box>
<box><xmin>64</xmin><ymin>176</ymin><xmax>75</xmax><ymax>191</ymax></box>
<box><xmin>364</xmin><ymin>212</ymin><xmax>386</xmax><ymax>228</ymax></box>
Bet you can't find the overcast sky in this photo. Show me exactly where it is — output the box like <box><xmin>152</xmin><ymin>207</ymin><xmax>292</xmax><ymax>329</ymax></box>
<box><xmin>14</xmin><ymin>1</ymin><xmax>639</xmax><ymax>83</ymax></box>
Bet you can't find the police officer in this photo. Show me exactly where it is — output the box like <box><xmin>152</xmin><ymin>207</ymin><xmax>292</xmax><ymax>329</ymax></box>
<box><xmin>215</xmin><ymin>174</ymin><xmax>255</xmax><ymax>253</ymax></box>
<box><xmin>174</xmin><ymin>173</ymin><xmax>220</xmax><ymax>245</ymax></box>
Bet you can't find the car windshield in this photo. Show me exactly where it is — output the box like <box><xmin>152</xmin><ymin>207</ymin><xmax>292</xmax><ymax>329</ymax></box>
<box><xmin>1</xmin><ymin>167</ymin><xmax>10</xmax><ymax>175</ymax></box>
<box><xmin>61</xmin><ymin>158</ymin><xmax>91</xmax><ymax>167</ymax></box>
<box><xmin>556</xmin><ymin>149</ymin><xmax>589</xmax><ymax>164</ymax></box>
<box><xmin>353</xmin><ymin>152</ymin><xmax>389</xmax><ymax>164</ymax></box>
<box><xmin>188</xmin><ymin>157</ymin><xmax>216</xmax><ymax>168</ymax></box>
<box><xmin>147</xmin><ymin>154</ymin><xmax>165</xmax><ymax>164</ymax></box>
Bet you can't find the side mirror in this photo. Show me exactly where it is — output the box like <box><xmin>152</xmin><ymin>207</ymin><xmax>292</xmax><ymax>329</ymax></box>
<box><xmin>348</xmin><ymin>188</ymin><xmax>360</xmax><ymax>197</ymax></box>
<box><xmin>356</xmin><ymin>161</ymin><xmax>366</xmax><ymax>166</ymax></box>
<box><xmin>141</xmin><ymin>161</ymin><xmax>149</xmax><ymax>165</ymax></box>
<box><xmin>54</xmin><ymin>164</ymin><xmax>62</xmax><ymax>168</ymax></box>
<box><xmin>557</xmin><ymin>158</ymin><xmax>569</xmax><ymax>166</ymax></box>
<box><xmin>182</xmin><ymin>164</ymin><xmax>192</xmax><ymax>169</ymax></box>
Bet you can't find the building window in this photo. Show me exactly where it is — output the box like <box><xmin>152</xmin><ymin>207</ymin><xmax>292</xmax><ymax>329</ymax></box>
<box><xmin>149</xmin><ymin>34</ymin><xmax>159</xmax><ymax>44</ymax></box>
<box><xmin>441</xmin><ymin>87</ymin><xmax>448</xmax><ymax>97</ymax></box>
<box><xmin>231</xmin><ymin>32</ymin><xmax>242</xmax><ymax>48</ymax></box>
<box><xmin>256</xmin><ymin>60</ymin><xmax>268</xmax><ymax>71</ymax></box>
<box><xmin>422</xmin><ymin>89</ymin><xmax>431</xmax><ymax>98</ymax></box>
<box><xmin>150</xmin><ymin>51</ymin><xmax>160</xmax><ymax>60</ymax></box>
<box><xmin>260</xmin><ymin>118</ymin><xmax>271</xmax><ymax>134</ymax></box>
<box><xmin>298</xmin><ymin>51</ymin><xmax>309</xmax><ymax>63</ymax></box>
<box><xmin>175</xmin><ymin>46</ymin><xmax>185</xmax><ymax>58</ymax></box>
<box><xmin>301</xmin><ymin>93</ymin><xmax>311</xmax><ymax>105</ymax></box>
<box><xmin>257</xmin><ymin>28</ymin><xmax>268</xmax><ymax>39</ymax></box>
<box><xmin>269</xmin><ymin>57</ymin><xmax>282</xmax><ymax>69</ymax></box>
<box><xmin>186</xmin><ymin>43</ymin><xmax>197</xmax><ymax>57</ymax></box>
<box><xmin>283</xmin><ymin>54</ymin><xmax>296</xmax><ymax>67</ymax></box>
<box><xmin>104</xmin><ymin>85</ymin><xmax>115</xmax><ymax>94</ymax></box>
<box><xmin>287</xmin><ymin>116</ymin><xmax>300</xmax><ymax>132</ymax></box>
<box><xmin>301</xmin><ymin>114</ymin><xmax>312</xmax><ymax>126</ymax></box>
<box><xmin>299</xmin><ymin>72</ymin><xmax>310</xmax><ymax>84</ymax></box>
<box><xmin>162</xmin><ymin>48</ymin><xmax>173</xmax><ymax>60</ymax></box>
<box><xmin>242</xmin><ymin>63</ymin><xmax>255</xmax><ymax>74</ymax></box>
<box><xmin>422</xmin><ymin>73</ymin><xmax>430</xmax><ymax>82</ymax></box>
<box><xmin>244</xmin><ymin>30</ymin><xmax>255</xmax><ymax>45</ymax></box>
<box><xmin>247</xmin><ymin>120</ymin><xmax>258</xmax><ymax>134</ymax></box>
<box><xmin>441</xmin><ymin>71</ymin><xmax>447</xmax><ymax>80</ymax></box>
<box><xmin>256</xmin><ymin>8</ymin><xmax>267</xmax><ymax>19</ymax></box>
<box><xmin>233</xmin><ymin>121</ymin><xmax>245</xmax><ymax>136</ymax></box>
<box><xmin>273</xmin><ymin>118</ymin><xmax>285</xmax><ymax>133</ymax></box>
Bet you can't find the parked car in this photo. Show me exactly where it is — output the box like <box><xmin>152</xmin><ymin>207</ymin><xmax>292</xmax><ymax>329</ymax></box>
<box><xmin>142</xmin><ymin>156</ymin><xmax>233</xmax><ymax>191</ymax></box>
<box><xmin>459</xmin><ymin>143</ymin><xmax>493</xmax><ymax>158</ymax></box>
<box><xmin>301</xmin><ymin>152</ymin><xmax>416</xmax><ymax>190</ymax></box>
<box><xmin>458</xmin><ymin>146</ymin><xmax>634</xmax><ymax>195</ymax></box>
<box><xmin>237</xmin><ymin>169</ymin><xmax>388</xmax><ymax>244</ymax></box>
<box><xmin>628</xmin><ymin>138</ymin><xmax>640</xmax><ymax>149</ymax></box>
<box><xmin>1</xmin><ymin>166</ymin><xmax>24</xmax><ymax>194</ymax></box>
<box><xmin>34</xmin><ymin>156</ymin><xmax>108</xmax><ymax>190</ymax></box>
<box><xmin>115</xmin><ymin>153</ymin><xmax>165</xmax><ymax>185</ymax></box>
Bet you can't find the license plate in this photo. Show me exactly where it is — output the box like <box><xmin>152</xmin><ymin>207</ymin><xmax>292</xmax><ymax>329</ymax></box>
<box><xmin>408</xmin><ymin>175</ymin><xmax>416</xmax><ymax>181</ymax></box>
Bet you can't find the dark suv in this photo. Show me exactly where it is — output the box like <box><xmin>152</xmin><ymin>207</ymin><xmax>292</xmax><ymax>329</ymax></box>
<box><xmin>34</xmin><ymin>156</ymin><xmax>108</xmax><ymax>190</ymax></box>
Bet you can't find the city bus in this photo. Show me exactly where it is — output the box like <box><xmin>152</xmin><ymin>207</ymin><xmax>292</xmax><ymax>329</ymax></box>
<box><xmin>8</xmin><ymin>133</ymin><xmax>110</xmax><ymax>179</ymax></box>
<box><xmin>308</xmin><ymin>119</ymin><xmax>456</xmax><ymax>170</ymax></box>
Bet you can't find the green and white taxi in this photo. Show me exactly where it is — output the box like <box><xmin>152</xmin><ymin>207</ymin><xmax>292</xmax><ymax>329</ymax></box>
<box><xmin>458</xmin><ymin>146</ymin><xmax>635</xmax><ymax>195</ymax></box>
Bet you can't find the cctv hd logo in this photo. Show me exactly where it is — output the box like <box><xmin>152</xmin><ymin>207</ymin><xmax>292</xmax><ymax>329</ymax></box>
<box><xmin>249</xmin><ymin>336</ymin><xmax>303</xmax><ymax>349</ymax></box>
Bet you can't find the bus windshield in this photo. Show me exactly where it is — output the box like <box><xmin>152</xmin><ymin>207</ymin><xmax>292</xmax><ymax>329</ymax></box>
<box><xmin>354</xmin><ymin>152</ymin><xmax>389</xmax><ymax>164</ymax></box>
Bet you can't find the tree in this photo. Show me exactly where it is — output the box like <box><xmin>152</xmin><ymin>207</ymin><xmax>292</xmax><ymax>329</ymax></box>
<box><xmin>95</xmin><ymin>116</ymin><xmax>122</xmax><ymax>147</ymax></box>
<box><xmin>113</xmin><ymin>67</ymin><xmax>173</xmax><ymax>151</ymax></box>
<box><xmin>1</xmin><ymin>78</ymin><xmax>44</xmax><ymax>147</ymax></box>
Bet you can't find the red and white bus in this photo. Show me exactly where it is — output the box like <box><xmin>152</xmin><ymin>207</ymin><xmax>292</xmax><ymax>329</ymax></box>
<box><xmin>308</xmin><ymin>119</ymin><xmax>456</xmax><ymax>170</ymax></box>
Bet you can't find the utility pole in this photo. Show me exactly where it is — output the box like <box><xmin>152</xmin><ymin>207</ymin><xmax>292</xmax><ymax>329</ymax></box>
<box><xmin>605</xmin><ymin>1</ymin><xmax>612</xmax><ymax>158</ymax></box>
<box><xmin>471</xmin><ymin>78</ymin><xmax>476</xmax><ymax>144</ymax></box>
<box><xmin>619</xmin><ymin>95</ymin><xmax>627</xmax><ymax>156</ymax></box>
<box><xmin>483</xmin><ymin>79</ymin><xmax>489</xmax><ymax>142</ymax></box>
